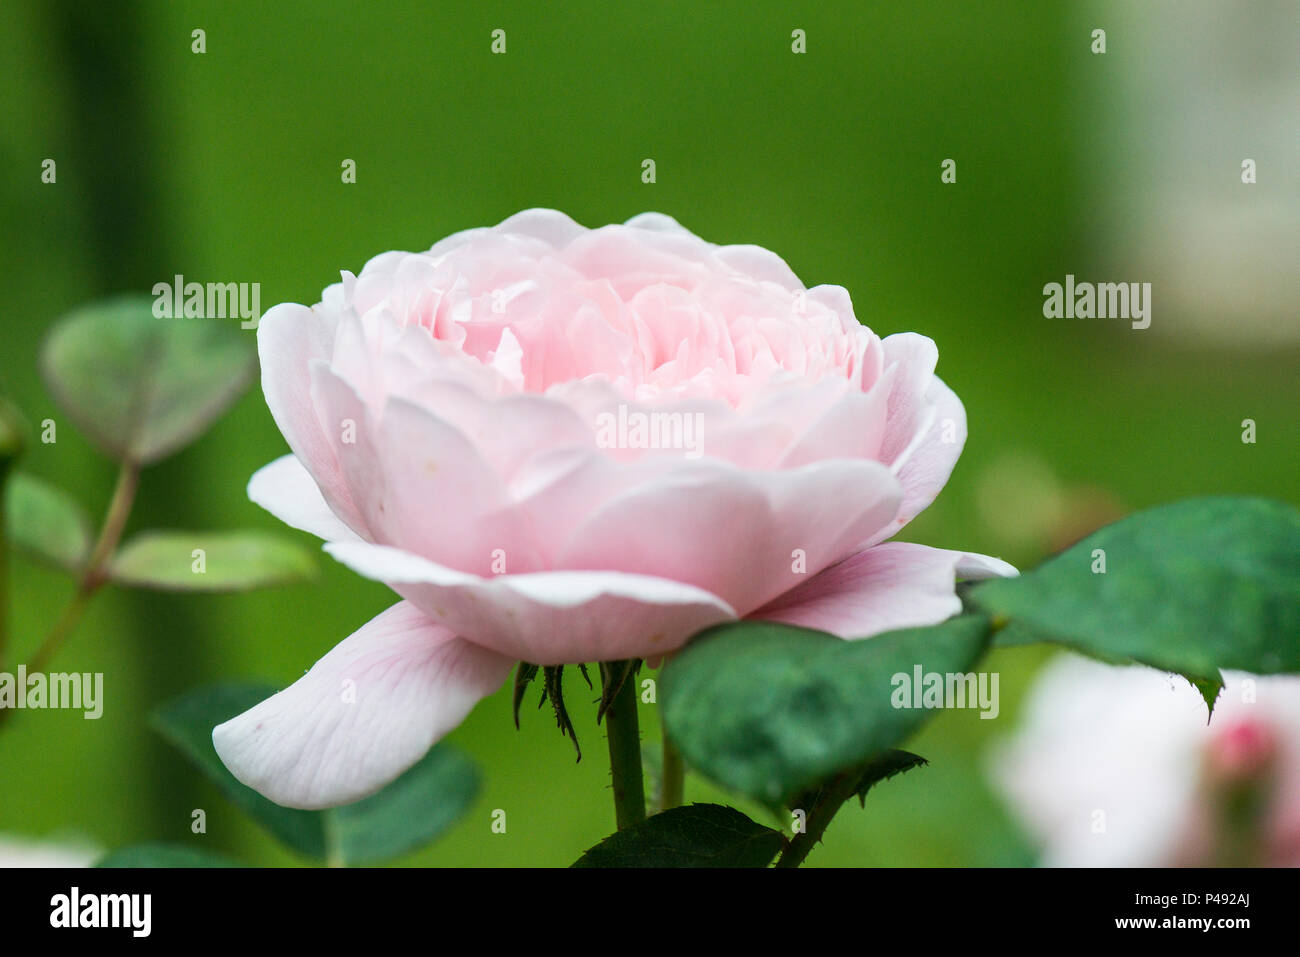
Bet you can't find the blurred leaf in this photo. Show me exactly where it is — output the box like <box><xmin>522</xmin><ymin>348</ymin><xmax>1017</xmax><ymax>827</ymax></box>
<box><xmin>153</xmin><ymin>683</ymin><xmax>329</xmax><ymax>859</ymax></box>
<box><xmin>96</xmin><ymin>842</ymin><xmax>242</xmax><ymax>868</ymax></box>
<box><xmin>110</xmin><ymin>530</ymin><xmax>315</xmax><ymax>591</ymax></box>
<box><xmin>40</xmin><ymin>295</ymin><xmax>254</xmax><ymax>465</ymax></box>
<box><xmin>974</xmin><ymin>497</ymin><xmax>1300</xmax><ymax>683</ymax></box>
<box><xmin>332</xmin><ymin>743</ymin><xmax>481</xmax><ymax>865</ymax></box>
<box><xmin>661</xmin><ymin>615</ymin><xmax>992</xmax><ymax>805</ymax></box>
<box><xmin>572</xmin><ymin>804</ymin><xmax>785</xmax><ymax>868</ymax></box>
<box><xmin>4</xmin><ymin>472</ymin><xmax>93</xmax><ymax>572</ymax></box>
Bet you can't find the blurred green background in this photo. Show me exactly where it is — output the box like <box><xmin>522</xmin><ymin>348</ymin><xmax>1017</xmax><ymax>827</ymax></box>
<box><xmin>1</xmin><ymin>0</ymin><xmax>1295</xmax><ymax>866</ymax></box>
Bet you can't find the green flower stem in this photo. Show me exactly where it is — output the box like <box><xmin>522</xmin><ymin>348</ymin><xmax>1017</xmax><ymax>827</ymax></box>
<box><xmin>602</xmin><ymin>660</ymin><xmax>646</xmax><ymax>830</ymax></box>
<box><xmin>660</xmin><ymin>730</ymin><xmax>685</xmax><ymax>812</ymax></box>
<box><xmin>81</xmin><ymin>462</ymin><xmax>138</xmax><ymax>590</ymax></box>
<box><xmin>773</xmin><ymin>769</ymin><xmax>860</xmax><ymax>868</ymax></box>
<box><xmin>27</xmin><ymin>462</ymin><xmax>137</xmax><ymax>675</ymax></box>
<box><xmin>4</xmin><ymin>462</ymin><xmax>138</xmax><ymax>726</ymax></box>
<box><xmin>26</xmin><ymin>589</ymin><xmax>94</xmax><ymax>677</ymax></box>
<box><xmin>324</xmin><ymin>810</ymin><xmax>346</xmax><ymax>868</ymax></box>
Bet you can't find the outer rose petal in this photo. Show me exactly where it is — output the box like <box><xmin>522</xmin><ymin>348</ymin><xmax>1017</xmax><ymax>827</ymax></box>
<box><xmin>752</xmin><ymin>541</ymin><xmax>1016</xmax><ymax>639</ymax></box>
<box><xmin>894</xmin><ymin>375</ymin><xmax>966</xmax><ymax>522</ymax></box>
<box><xmin>247</xmin><ymin>454</ymin><xmax>360</xmax><ymax>543</ymax></box>
<box><xmin>257</xmin><ymin>302</ymin><xmax>366</xmax><ymax>533</ymax></box>
<box><xmin>323</xmin><ymin>542</ymin><xmax>737</xmax><ymax>665</ymax></box>
<box><xmin>212</xmin><ymin>601</ymin><xmax>513</xmax><ymax>809</ymax></box>
<box><xmin>713</xmin><ymin>244</ymin><xmax>804</xmax><ymax>291</ymax></box>
<box><xmin>869</xmin><ymin>333</ymin><xmax>968</xmax><ymax>542</ymax></box>
<box><xmin>623</xmin><ymin>211</ymin><xmax>702</xmax><ymax>238</ymax></box>
<box><xmin>492</xmin><ymin>208</ymin><xmax>587</xmax><ymax>249</ymax></box>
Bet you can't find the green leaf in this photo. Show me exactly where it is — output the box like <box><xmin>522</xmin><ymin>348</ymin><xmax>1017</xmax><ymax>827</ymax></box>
<box><xmin>972</xmin><ymin>497</ymin><xmax>1300</xmax><ymax>681</ymax></box>
<box><xmin>661</xmin><ymin>615</ymin><xmax>992</xmax><ymax>805</ymax></box>
<box><xmin>40</xmin><ymin>295</ymin><xmax>255</xmax><ymax>465</ymax></box>
<box><xmin>571</xmin><ymin>803</ymin><xmax>786</xmax><ymax>868</ymax></box>
<box><xmin>788</xmin><ymin>751</ymin><xmax>928</xmax><ymax>819</ymax></box>
<box><xmin>154</xmin><ymin>683</ymin><xmax>482</xmax><ymax>864</ymax></box>
<box><xmin>96</xmin><ymin>843</ymin><xmax>242</xmax><ymax>868</ymax></box>
<box><xmin>4</xmin><ymin>472</ymin><xmax>93</xmax><ymax>572</ymax></box>
<box><xmin>540</xmin><ymin>664</ymin><xmax>582</xmax><ymax>760</ymax></box>
<box><xmin>152</xmin><ymin>683</ymin><xmax>329</xmax><ymax>859</ymax></box>
<box><xmin>849</xmin><ymin>749</ymin><xmax>928</xmax><ymax>808</ymax></box>
<box><xmin>512</xmin><ymin>662</ymin><xmax>539</xmax><ymax>729</ymax></box>
<box><xmin>331</xmin><ymin>743</ymin><xmax>481</xmax><ymax>866</ymax></box>
<box><xmin>110</xmin><ymin>530</ymin><xmax>315</xmax><ymax>591</ymax></box>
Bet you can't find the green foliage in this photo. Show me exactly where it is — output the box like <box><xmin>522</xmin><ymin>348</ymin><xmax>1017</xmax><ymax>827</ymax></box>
<box><xmin>110</xmin><ymin>530</ymin><xmax>316</xmax><ymax>592</ymax></box>
<box><xmin>661</xmin><ymin>615</ymin><xmax>992</xmax><ymax>805</ymax></box>
<box><xmin>539</xmin><ymin>664</ymin><xmax>583</xmax><ymax>760</ymax></box>
<box><xmin>153</xmin><ymin>683</ymin><xmax>328</xmax><ymax>858</ymax></box>
<box><xmin>849</xmin><ymin>749</ymin><xmax>928</xmax><ymax>808</ymax></box>
<box><xmin>96</xmin><ymin>843</ymin><xmax>242</xmax><ymax>868</ymax></box>
<box><xmin>512</xmin><ymin>662</ymin><xmax>539</xmax><ymax>729</ymax></box>
<box><xmin>40</xmin><ymin>296</ymin><xmax>255</xmax><ymax>465</ymax></box>
<box><xmin>572</xmin><ymin>803</ymin><xmax>786</xmax><ymax>868</ymax></box>
<box><xmin>152</xmin><ymin>682</ymin><xmax>481</xmax><ymax>865</ymax></box>
<box><xmin>974</xmin><ymin>497</ymin><xmax>1300</xmax><ymax>686</ymax></box>
<box><xmin>330</xmin><ymin>744</ymin><xmax>481</xmax><ymax>866</ymax></box>
<box><xmin>4</xmin><ymin>471</ymin><xmax>93</xmax><ymax>572</ymax></box>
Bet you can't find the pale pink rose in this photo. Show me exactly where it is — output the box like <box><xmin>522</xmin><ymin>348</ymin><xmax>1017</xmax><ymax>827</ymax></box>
<box><xmin>214</xmin><ymin>209</ymin><xmax>1014</xmax><ymax>808</ymax></box>
<box><xmin>992</xmin><ymin>655</ymin><xmax>1300</xmax><ymax>867</ymax></box>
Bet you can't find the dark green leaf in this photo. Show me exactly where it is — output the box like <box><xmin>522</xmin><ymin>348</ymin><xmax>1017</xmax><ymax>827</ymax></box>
<box><xmin>512</xmin><ymin>662</ymin><xmax>539</xmax><ymax>729</ymax></box>
<box><xmin>4</xmin><ymin>472</ymin><xmax>93</xmax><ymax>572</ymax></box>
<box><xmin>41</xmin><ymin>295</ymin><xmax>255</xmax><ymax>465</ymax></box>
<box><xmin>152</xmin><ymin>683</ymin><xmax>329</xmax><ymax>859</ymax></box>
<box><xmin>1190</xmin><ymin>673</ymin><xmax>1225</xmax><ymax>717</ymax></box>
<box><xmin>572</xmin><ymin>803</ymin><xmax>785</xmax><ymax>868</ymax></box>
<box><xmin>973</xmin><ymin>497</ymin><xmax>1300</xmax><ymax>681</ymax></box>
<box><xmin>661</xmin><ymin>615</ymin><xmax>992</xmax><ymax>805</ymax></box>
<box><xmin>788</xmin><ymin>750</ymin><xmax>928</xmax><ymax>818</ymax></box>
<box><xmin>541</xmin><ymin>664</ymin><xmax>582</xmax><ymax>760</ymax></box>
<box><xmin>96</xmin><ymin>843</ymin><xmax>242</xmax><ymax>868</ymax></box>
<box><xmin>332</xmin><ymin>743</ymin><xmax>480</xmax><ymax>865</ymax></box>
<box><xmin>110</xmin><ymin>530</ymin><xmax>315</xmax><ymax>591</ymax></box>
<box><xmin>850</xmin><ymin>749</ymin><xmax>928</xmax><ymax>807</ymax></box>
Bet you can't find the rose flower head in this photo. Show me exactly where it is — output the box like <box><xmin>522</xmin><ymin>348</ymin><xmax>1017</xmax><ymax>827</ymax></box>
<box><xmin>214</xmin><ymin>210</ymin><xmax>1013</xmax><ymax>808</ymax></box>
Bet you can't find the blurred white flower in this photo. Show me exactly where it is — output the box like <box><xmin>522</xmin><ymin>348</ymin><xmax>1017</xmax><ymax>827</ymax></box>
<box><xmin>0</xmin><ymin>835</ymin><xmax>100</xmax><ymax>868</ymax></box>
<box><xmin>991</xmin><ymin>654</ymin><xmax>1300</xmax><ymax>866</ymax></box>
<box><xmin>1084</xmin><ymin>0</ymin><xmax>1300</xmax><ymax>347</ymax></box>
